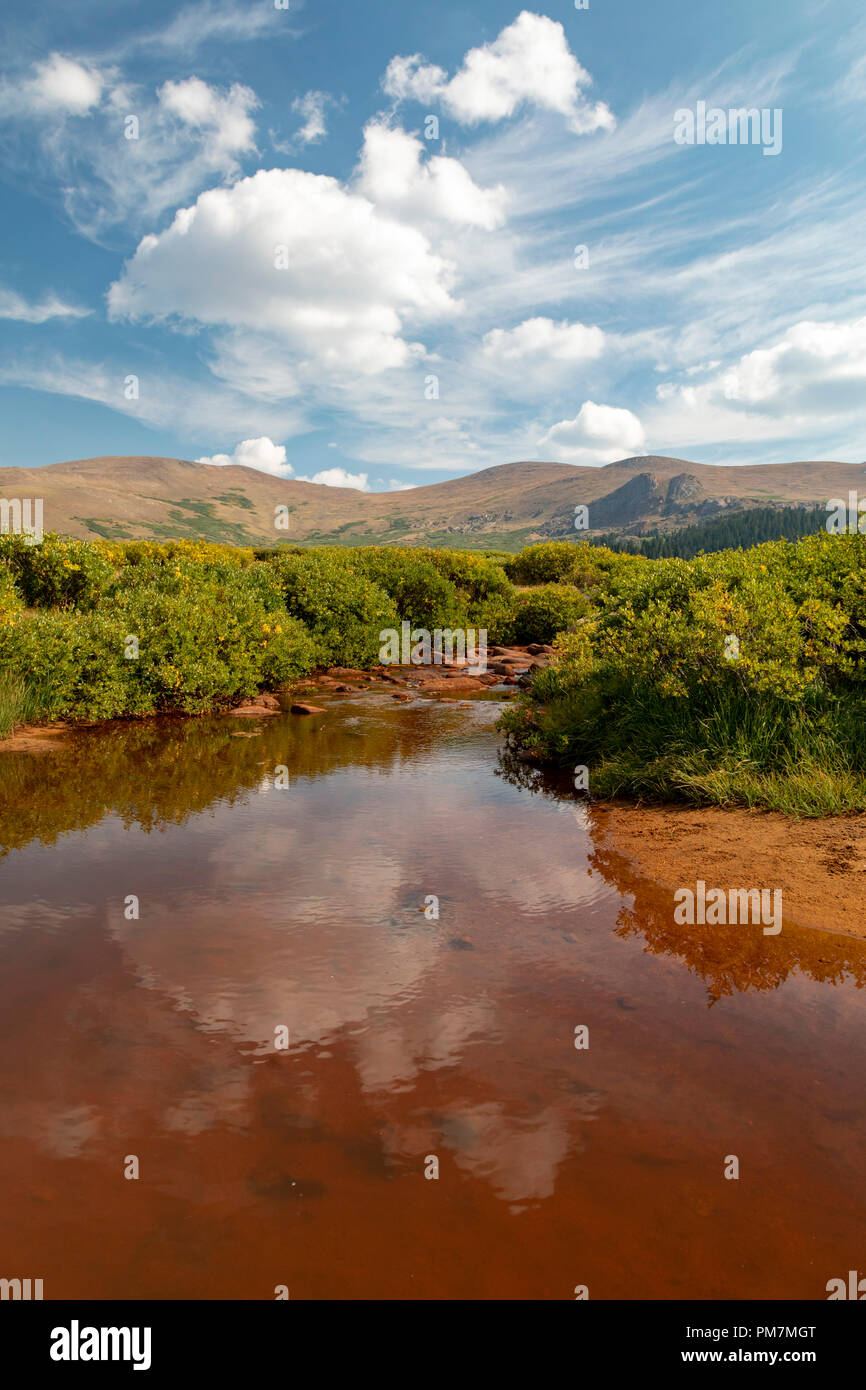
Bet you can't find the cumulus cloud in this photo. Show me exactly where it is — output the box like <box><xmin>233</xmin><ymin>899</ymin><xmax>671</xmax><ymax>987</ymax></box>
<box><xmin>648</xmin><ymin>316</ymin><xmax>866</xmax><ymax>450</ymax></box>
<box><xmin>108</xmin><ymin>167</ymin><xmax>461</xmax><ymax>373</ymax></box>
<box><xmin>299</xmin><ymin>467</ymin><xmax>370</xmax><ymax>490</ymax></box>
<box><xmin>389</xmin><ymin>478</ymin><xmax>416</xmax><ymax>490</ymax></box>
<box><xmin>4</xmin><ymin>54</ymin><xmax>105</xmax><ymax>116</ymax></box>
<box><xmin>197</xmin><ymin>436</ymin><xmax>293</xmax><ymax>475</ymax></box>
<box><xmin>539</xmin><ymin>401</ymin><xmax>646</xmax><ymax>463</ymax></box>
<box><xmin>718</xmin><ymin>318</ymin><xmax>866</xmax><ymax>408</ymax></box>
<box><xmin>383</xmin><ymin>11</ymin><xmax>614</xmax><ymax>134</ymax></box>
<box><xmin>356</xmin><ymin>122</ymin><xmax>506</xmax><ymax>229</ymax></box>
<box><xmin>483</xmin><ymin>317</ymin><xmax>605</xmax><ymax>362</ymax></box>
<box><xmin>158</xmin><ymin>76</ymin><xmax>257</xmax><ymax>158</ymax></box>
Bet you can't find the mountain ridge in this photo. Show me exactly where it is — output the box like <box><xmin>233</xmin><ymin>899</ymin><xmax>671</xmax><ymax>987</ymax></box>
<box><xmin>2</xmin><ymin>454</ymin><xmax>863</xmax><ymax>549</ymax></box>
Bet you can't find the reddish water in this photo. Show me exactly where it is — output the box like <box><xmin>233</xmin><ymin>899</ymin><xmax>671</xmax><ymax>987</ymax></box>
<box><xmin>1</xmin><ymin>692</ymin><xmax>864</xmax><ymax>1299</ymax></box>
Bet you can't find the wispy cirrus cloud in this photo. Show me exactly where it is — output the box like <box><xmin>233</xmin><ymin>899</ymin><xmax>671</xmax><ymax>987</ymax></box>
<box><xmin>0</xmin><ymin>353</ymin><xmax>306</xmax><ymax>442</ymax></box>
<box><xmin>0</xmin><ymin>287</ymin><xmax>91</xmax><ymax>323</ymax></box>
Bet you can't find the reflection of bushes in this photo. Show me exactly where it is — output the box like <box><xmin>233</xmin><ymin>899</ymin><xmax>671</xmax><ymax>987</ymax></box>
<box><xmin>494</xmin><ymin>749</ymin><xmax>866</xmax><ymax>997</ymax></box>
<box><xmin>589</xmin><ymin>832</ymin><xmax>866</xmax><ymax>999</ymax></box>
<box><xmin>0</xmin><ymin>701</ymin><xmax>461</xmax><ymax>855</ymax></box>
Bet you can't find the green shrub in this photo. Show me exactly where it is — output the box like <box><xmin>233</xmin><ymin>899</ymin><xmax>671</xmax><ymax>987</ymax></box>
<box><xmin>0</xmin><ymin>532</ymin><xmax>116</xmax><ymax>610</ymax></box>
<box><xmin>0</xmin><ymin>669</ymin><xmax>40</xmax><ymax>737</ymax></box>
<box><xmin>505</xmin><ymin>539</ymin><xmax>642</xmax><ymax>593</ymax></box>
<box><xmin>505</xmin><ymin>541</ymin><xmax>581</xmax><ymax>585</ymax></box>
<box><xmin>0</xmin><ymin>608</ymin><xmax>132</xmax><ymax>719</ymax></box>
<box><xmin>473</xmin><ymin>591</ymin><xmax>518</xmax><ymax>645</ymax></box>
<box><xmin>0</xmin><ymin>562</ymin><xmax>23</xmax><ymax>616</ymax></box>
<box><xmin>270</xmin><ymin>550</ymin><xmax>398</xmax><ymax>666</ymax></box>
<box><xmin>351</xmin><ymin>547</ymin><xmax>466</xmax><ymax>629</ymax></box>
<box><xmin>500</xmin><ymin>532</ymin><xmax>866</xmax><ymax>814</ymax></box>
<box><xmin>511</xmin><ymin>584</ymin><xmax>590</xmax><ymax>644</ymax></box>
<box><xmin>0</xmin><ymin>564</ymin><xmax>317</xmax><ymax>720</ymax></box>
<box><xmin>413</xmin><ymin>547</ymin><xmax>514</xmax><ymax>607</ymax></box>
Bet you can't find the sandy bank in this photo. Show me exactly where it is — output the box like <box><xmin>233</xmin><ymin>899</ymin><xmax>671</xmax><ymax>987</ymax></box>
<box><xmin>589</xmin><ymin>802</ymin><xmax>866</xmax><ymax>939</ymax></box>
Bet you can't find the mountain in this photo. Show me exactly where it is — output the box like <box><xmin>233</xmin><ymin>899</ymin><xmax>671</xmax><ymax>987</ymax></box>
<box><xmin>1</xmin><ymin>453</ymin><xmax>864</xmax><ymax>550</ymax></box>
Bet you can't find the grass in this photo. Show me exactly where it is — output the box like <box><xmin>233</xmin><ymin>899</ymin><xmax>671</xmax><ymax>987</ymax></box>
<box><xmin>293</xmin><ymin>525</ymin><xmax>541</xmax><ymax>552</ymax></box>
<box><xmin>214</xmin><ymin>492</ymin><xmax>255</xmax><ymax>511</ymax></box>
<box><xmin>0</xmin><ymin>670</ymin><xmax>47</xmax><ymax>739</ymax></box>
<box><xmin>516</xmin><ymin>683</ymin><xmax>866</xmax><ymax>816</ymax></box>
<box><xmin>78</xmin><ymin>518</ymin><xmax>134</xmax><ymax>540</ymax></box>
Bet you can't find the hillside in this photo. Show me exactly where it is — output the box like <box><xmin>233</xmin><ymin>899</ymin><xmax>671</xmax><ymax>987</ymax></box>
<box><xmin>1</xmin><ymin>453</ymin><xmax>864</xmax><ymax>549</ymax></box>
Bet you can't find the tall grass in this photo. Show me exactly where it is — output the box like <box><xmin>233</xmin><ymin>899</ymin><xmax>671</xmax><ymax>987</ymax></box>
<box><xmin>0</xmin><ymin>670</ymin><xmax>47</xmax><ymax>739</ymax></box>
<box><xmin>532</xmin><ymin>683</ymin><xmax>866</xmax><ymax>815</ymax></box>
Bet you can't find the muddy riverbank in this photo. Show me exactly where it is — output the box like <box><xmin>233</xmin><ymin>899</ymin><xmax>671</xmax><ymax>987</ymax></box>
<box><xmin>590</xmin><ymin>803</ymin><xmax>866</xmax><ymax>940</ymax></box>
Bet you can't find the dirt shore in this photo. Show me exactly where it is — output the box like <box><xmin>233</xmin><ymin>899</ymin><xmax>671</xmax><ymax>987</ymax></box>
<box><xmin>589</xmin><ymin>802</ymin><xmax>866</xmax><ymax>939</ymax></box>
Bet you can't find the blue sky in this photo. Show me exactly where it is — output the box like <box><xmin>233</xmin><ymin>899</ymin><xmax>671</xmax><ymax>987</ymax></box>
<box><xmin>0</xmin><ymin>0</ymin><xmax>864</xmax><ymax>490</ymax></box>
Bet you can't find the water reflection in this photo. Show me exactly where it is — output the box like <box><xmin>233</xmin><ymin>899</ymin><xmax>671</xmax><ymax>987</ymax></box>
<box><xmin>1</xmin><ymin>694</ymin><xmax>865</xmax><ymax>1297</ymax></box>
<box><xmin>496</xmin><ymin>749</ymin><xmax>866</xmax><ymax>997</ymax></box>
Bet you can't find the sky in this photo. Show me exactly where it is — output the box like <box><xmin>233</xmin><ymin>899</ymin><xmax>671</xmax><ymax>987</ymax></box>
<box><xmin>0</xmin><ymin>0</ymin><xmax>864</xmax><ymax>491</ymax></box>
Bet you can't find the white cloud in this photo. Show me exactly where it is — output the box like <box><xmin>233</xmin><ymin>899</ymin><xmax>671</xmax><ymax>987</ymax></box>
<box><xmin>356</xmin><ymin>122</ymin><xmax>506</xmax><ymax>229</ymax></box>
<box><xmin>117</xmin><ymin>0</ymin><xmax>291</xmax><ymax>56</ymax></box>
<box><xmin>1</xmin><ymin>62</ymin><xmax>261</xmax><ymax>238</ymax></box>
<box><xmin>197</xmin><ymin>436</ymin><xmax>293</xmax><ymax>475</ymax></box>
<box><xmin>207</xmin><ymin>332</ymin><xmax>302</xmax><ymax>401</ymax></box>
<box><xmin>0</xmin><ymin>355</ymin><xmax>305</xmax><ymax>441</ymax></box>
<box><xmin>0</xmin><ymin>287</ymin><xmax>90</xmax><ymax>323</ymax></box>
<box><xmin>383</xmin><ymin>12</ymin><xmax>614</xmax><ymax>134</ymax></box>
<box><xmin>389</xmin><ymin>478</ymin><xmax>416</xmax><ymax>490</ymax></box>
<box><xmin>539</xmin><ymin>401</ymin><xmax>646</xmax><ymax>463</ymax></box>
<box><xmin>158</xmin><ymin>77</ymin><xmax>257</xmax><ymax>159</ymax></box>
<box><xmin>483</xmin><ymin>317</ymin><xmax>605</xmax><ymax>362</ymax></box>
<box><xmin>647</xmin><ymin>316</ymin><xmax>866</xmax><ymax>453</ymax></box>
<box><xmin>719</xmin><ymin>318</ymin><xmax>866</xmax><ymax>407</ymax></box>
<box><xmin>383</xmin><ymin>55</ymin><xmax>448</xmax><ymax>106</ymax></box>
<box><xmin>108</xmin><ymin>167</ymin><xmax>461</xmax><ymax>373</ymax></box>
<box><xmin>291</xmin><ymin>90</ymin><xmax>332</xmax><ymax>146</ymax></box>
<box><xmin>22</xmin><ymin>54</ymin><xmax>104</xmax><ymax>115</ymax></box>
<box><xmin>300</xmin><ymin>467</ymin><xmax>370</xmax><ymax>491</ymax></box>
